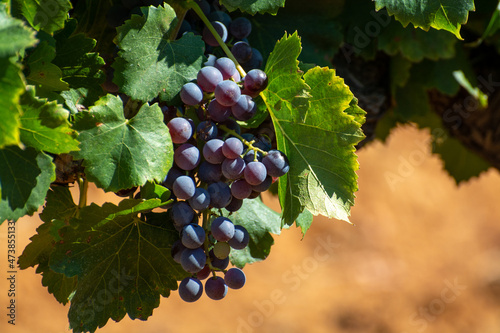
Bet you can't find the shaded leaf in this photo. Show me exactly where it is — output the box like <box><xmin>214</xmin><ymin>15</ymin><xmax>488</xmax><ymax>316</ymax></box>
<box><xmin>220</xmin><ymin>0</ymin><xmax>285</xmax><ymax>15</ymax></box>
<box><xmin>0</xmin><ymin>6</ymin><xmax>37</xmax><ymax>57</ymax></box>
<box><xmin>0</xmin><ymin>59</ymin><xmax>24</xmax><ymax>148</ymax></box>
<box><xmin>26</xmin><ymin>41</ymin><xmax>69</xmax><ymax>91</ymax></box>
<box><xmin>12</xmin><ymin>0</ymin><xmax>72</xmax><ymax>34</ymax></box>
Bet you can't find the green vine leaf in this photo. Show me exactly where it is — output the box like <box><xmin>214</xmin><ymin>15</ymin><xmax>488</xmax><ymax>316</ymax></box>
<box><xmin>225</xmin><ymin>198</ymin><xmax>281</xmax><ymax>268</ymax></box>
<box><xmin>263</xmin><ymin>33</ymin><xmax>364</xmax><ymax>227</ymax></box>
<box><xmin>19</xmin><ymin>87</ymin><xmax>79</xmax><ymax>154</ymax></box>
<box><xmin>26</xmin><ymin>41</ymin><xmax>69</xmax><ymax>92</ymax></box>
<box><xmin>12</xmin><ymin>0</ymin><xmax>72</xmax><ymax>34</ymax></box>
<box><xmin>113</xmin><ymin>4</ymin><xmax>205</xmax><ymax>103</ymax></box>
<box><xmin>72</xmin><ymin>94</ymin><xmax>173</xmax><ymax>192</ymax></box>
<box><xmin>219</xmin><ymin>0</ymin><xmax>286</xmax><ymax>15</ymax></box>
<box><xmin>0</xmin><ymin>5</ymin><xmax>37</xmax><ymax>57</ymax></box>
<box><xmin>49</xmin><ymin>199</ymin><xmax>185</xmax><ymax>333</ymax></box>
<box><xmin>0</xmin><ymin>59</ymin><xmax>24</xmax><ymax>148</ymax></box>
<box><xmin>374</xmin><ymin>0</ymin><xmax>475</xmax><ymax>39</ymax></box>
<box><xmin>0</xmin><ymin>146</ymin><xmax>55</xmax><ymax>222</ymax></box>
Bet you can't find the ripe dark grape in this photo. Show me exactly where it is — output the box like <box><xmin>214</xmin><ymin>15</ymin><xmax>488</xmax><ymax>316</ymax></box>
<box><xmin>172</xmin><ymin>175</ymin><xmax>196</xmax><ymax>200</ymax></box>
<box><xmin>229</xmin><ymin>17</ymin><xmax>252</xmax><ymax>39</ymax></box>
<box><xmin>203</xmin><ymin>21</ymin><xmax>228</xmax><ymax>47</ymax></box>
<box><xmin>181</xmin><ymin>224</ymin><xmax>206</xmax><ymax>249</ymax></box>
<box><xmin>207</xmin><ymin>181</ymin><xmax>232</xmax><ymax>208</ymax></box>
<box><xmin>251</xmin><ymin>175</ymin><xmax>273</xmax><ymax>192</ymax></box>
<box><xmin>188</xmin><ymin>187</ymin><xmax>211</xmax><ymax>211</ymax></box>
<box><xmin>171</xmin><ymin>202</ymin><xmax>195</xmax><ymax>230</ymax></box>
<box><xmin>214</xmin><ymin>80</ymin><xmax>241</xmax><ymax>107</ymax></box>
<box><xmin>208</xmin><ymin>11</ymin><xmax>232</xmax><ymax>27</ymax></box>
<box><xmin>180</xmin><ymin>247</ymin><xmax>206</xmax><ymax>273</ymax></box>
<box><xmin>207</xmin><ymin>99</ymin><xmax>231</xmax><ymax>122</ymax></box>
<box><xmin>228</xmin><ymin>225</ymin><xmax>249</xmax><ymax>249</ymax></box>
<box><xmin>214</xmin><ymin>57</ymin><xmax>237</xmax><ymax>80</ymax></box>
<box><xmin>196</xmin><ymin>120</ymin><xmax>218</xmax><ymax>141</ymax></box>
<box><xmin>244</xmin><ymin>161</ymin><xmax>267</xmax><ymax>185</ymax></box>
<box><xmin>224</xmin><ymin>268</ymin><xmax>246</xmax><ymax>289</ymax></box>
<box><xmin>211</xmin><ymin>216</ymin><xmax>235</xmax><ymax>241</ymax></box>
<box><xmin>209</xmin><ymin>249</ymin><xmax>230</xmax><ymax>270</ymax></box>
<box><xmin>231</xmin><ymin>41</ymin><xmax>252</xmax><ymax>63</ymax></box>
<box><xmin>222</xmin><ymin>137</ymin><xmax>244</xmax><ymax>159</ymax></box>
<box><xmin>197</xmin><ymin>66</ymin><xmax>223</xmax><ymax>92</ymax></box>
<box><xmin>262</xmin><ymin>149</ymin><xmax>290</xmax><ymax>177</ymax></box>
<box><xmin>171</xmin><ymin>239</ymin><xmax>186</xmax><ymax>264</ymax></box>
<box><xmin>221</xmin><ymin>157</ymin><xmax>245</xmax><ymax>180</ymax></box>
<box><xmin>180</xmin><ymin>82</ymin><xmax>203</xmax><ymax>106</ymax></box>
<box><xmin>196</xmin><ymin>265</ymin><xmax>211</xmax><ymax>280</ymax></box>
<box><xmin>162</xmin><ymin>167</ymin><xmax>184</xmax><ymax>189</ymax></box>
<box><xmin>204</xmin><ymin>54</ymin><xmax>217</xmax><ymax>67</ymax></box>
<box><xmin>231</xmin><ymin>179</ymin><xmax>252</xmax><ymax>199</ymax></box>
<box><xmin>205</xmin><ymin>276</ymin><xmax>227</xmax><ymax>300</ymax></box>
<box><xmin>178</xmin><ymin>277</ymin><xmax>203</xmax><ymax>302</ymax></box>
<box><xmin>202</xmin><ymin>139</ymin><xmax>225</xmax><ymax>164</ymax></box>
<box><xmin>244</xmin><ymin>69</ymin><xmax>269</xmax><ymax>94</ymax></box>
<box><xmin>174</xmin><ymin>144</ymin><xmax>201</xmax><ymax>170</ymax></box>
<box><xmin>243</xmin><ymin>48</ymin><xmax>263</xmax><ymax>71</ymax></box>
<box><xmin>225</xmin><ymin>197</ymin><xmax>243</xmax><ymax>212</ymax></box>
<box><xmin>198</xmin><ymin>161</ymin><xmax>223</xmax><ymax>183</ymax></box>
<box><xmin>231</xmin><ymin>94</ymin><xmax>256</xmax><ymax>120</ymax></box>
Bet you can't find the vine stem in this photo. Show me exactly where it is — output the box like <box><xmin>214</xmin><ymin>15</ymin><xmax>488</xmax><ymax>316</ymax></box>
<box><xmin>187</xmin><ymin>0</ymin><xmax>247</xmax><ymax>78</ymax></box>
<box><xmin>77</xmin><ymin>176</ymin><xmax>88</xmax><ymax>209</ymax></box>
<box><xmin>218</xmin><ymin>124</ymin><xmax>268</xmax><ymax>156</ymax></box>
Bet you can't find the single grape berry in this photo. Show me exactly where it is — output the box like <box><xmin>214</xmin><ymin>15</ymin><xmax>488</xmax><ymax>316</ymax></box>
<box><xmin>244</xmin><ymin>161</ymin><xmax>267</xmax><ymax>185</ymax></box>
<box><xmin>198</xmin><ymin>162</ymin><xmax>223</xmax><ymax>184</ymax></box>
<box><xmin>188</xmin><ymin>188</ymin><xmax>211</xmax><ymax>211</ymax></box>
<box><xmin>222</xmin><ymin>137</ymin><xmax>244</xmax><ymax>159</ymax></box>
<box><xmin>214</xmin><ymin>57</ymin><xmax>237</xmax><ymax>80</ymax></box>
<box><xmin>180</xmin><ymin>82</ymin><xmax>203</xmax><ymax>106</ymax></box>
<box><xmin>178</xmin><ymin>277</ymin><xmax>203</xmax><ymax>302</ymax></box>
<box><xmin>205</xmin><ymin>276</ymin><xmax>228</xmax><ymax>300</ymax></box>
<box><xmin>167</xmin><ymin>117</ymin><xmax>193</xmax><ymax>144</ymax></box>
<box><xmin>203</xmin><ymin>139</ymin><xmax>225</xmax><ymax>164</ymax></box>
<box><xmin>203</xmin><ymin>21</ymin><xmax>228</xmax><ymax>47</ymax></box>
<box><xmin>251</xmin><ymin>175</ymin><xmax>273</xmax><ymax>192</ymax></box>
<box><xmin>211</xmin><ymin>216</ymin><xmax>235</xmax><ymax>242</ymax></box>
<box><xmin>231</xmin><ymin>94</ymin><xmax>256</xmax><ymax>121</ymax></box>
<box><xmin>222</xmin><ymin>157</ymin><xmax>246</xmax><ymax>180</ymax></box>
<box><xmin>225</xmin><ymin>197</ymin><xmax>243</xmax><ymax>212</ymax></box>
<box><xmin>196</xmin><ymin>120</ymin><xmax>218</xmax><ymax>141</ymax></box>
<box><xmin>207</xmin><ymin>182</ymin><xmax>232</xmax><ymax>208</ymax></box>
<box><xmin>262</xmin><ymin>150</ymin><xmax>290</xmax><ymax>177</ymax></box>
<box><xmin>243</xmin><ymin>69</ymin><xmax>269</xmax><ymax>94</ymax></box>
<box><xmin>171</xmin><ymin>239</ymin><xmax>186</xmax><ymax>264</ymax></box>
<box><xmin>224</xmin><ymin>268</ymin><xmax>246</xmax><ymax>289</ymax></box>
<box><xmin>231</xmin><ymin>41</ymin><xmax>253</xmax><ymax>64</ymax></box>
<box><xmin>214</xmin><ymin>80</ymin><xmax>241</xmax><ymax>107</ymax></box>
<box><xmin>180</xmin><ymin>247</ymin><xmax>207</xmax><ymax>273</ymax></box>
<box><xmin>174</xmin><ymin>144</ymin><xmax>201</xmax><ymax>171</ymax></box>
<box><xmin>181</xmin><ymin>224</ymin><xmax>206</xmax><ymax>249</ymax></box>
<box><xmin>196</xmin><ymin>265</ymin><xmax>211</xmax><ymax>280</ymax></box>
<box><xmin>207</xmin><ymin>99</ymin><xmax>232</xmax><ymax>122</ymax></box>
<box><xmin>172</xmin><ymin>175</ymin><xmax>196</xmax><ymax>200</ymax></box>
<box><xmin>231</xmin><ymin>179</ymin><xmax>252</xmax><ymax>199</ymax></box>
<box><xmin>229</xmin><ymin>17</ymin><xmax>252</xmax><ymax>40</ymax></box>
<box><xmin>171</xmin><ymin>202</ymin><xmax>195</xmax><ymax>230</ymax></box>
<box><xmin>197</xmin><ymin>66</ymin><xmax>223</xmax><ymax>92</ymax></box>
<box><xmin>213</xmin><ymin>241</ymin><xmax>231</xmax><ymax>259</ymax></box>
<box><xmin>228</xmin><ymin>225</ymin><xmax>250</xmax><ymax>250</ymax></box>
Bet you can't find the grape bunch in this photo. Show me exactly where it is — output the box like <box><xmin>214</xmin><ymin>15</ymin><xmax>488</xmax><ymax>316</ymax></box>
<box><xmin>164</xmin><ymin>62</ymin><xmax>289</xmax><ymax>302</ymax></box>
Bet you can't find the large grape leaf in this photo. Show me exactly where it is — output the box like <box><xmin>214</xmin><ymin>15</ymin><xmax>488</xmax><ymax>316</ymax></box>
<box><xmin>12</xmin><ymin>0</ymin><xmax>72</xmax><ymax>34</ymax></box>
<box><xmin>0</xmin><ymin>59</ymin><xmax>24</xmax><ymax>148</ymax></box>
<box><xmin>49</xmin><ymin>199</ymin><xmax>186</xmax><ymax>333</ymax></box>
<box><xmin>262</xmin><ymin>33</ymin><xmax>365</xmax><ymax>226</ymax></box>
<box><xmin>113</xmin><ymin>5</ymin><xmax>204</xmax><ymax>103</ymax></box>
<box><xmin>19</xmin><ymin>87</ymin><xmax>79</xmax><ymax>154</ymax></box>
<box><xmin>72</xmin><ymin>94</ymin><xmax>173</xmax><ymax>192</ymax></box>
<box><xmin>26</xmin><ymin>41</ymin><xmax>69</xmax><ymax>91</ymax></box>
<box><xmin>18</xmin><ymin>187</ymin><xmax>78</xmax><ymax>304</ymax></box>
<box><xmin>0</xmin><ymin>147</ymin><xmax>55</xmax><ymax>222</ymax></box>
<box><xmin>225</xmin><ymin>198</ymin><xmax>281</xmax><ymax>268</ymax></box>
<box><xmin>374</xmin><ymin>0</ymin><xmax>475</xmax><ymax>39</ymax></box>
<box><xmin>220</xmin><ymin>0</ymin><xmax>285</xmax><ymax>15</ymax></box>
<box><xmin>0</xmin><ymin>5</ymin><xmax>37</xmax><ymax>57</ymax></box>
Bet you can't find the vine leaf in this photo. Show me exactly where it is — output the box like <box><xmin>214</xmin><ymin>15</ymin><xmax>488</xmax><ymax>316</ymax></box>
<box><xmin>0</xmin><ymin>5</ymin><xmax>37</xmax><ymax>57</ymax></box>
<box><xmin>374</xmin><ymin>0</ymin><xmax>475</xmax><ymax>39</ymax></box>
<box><xmin>0</xmin><ymin>146</ymin><xmax>55</xmax><ymax>222</ymax></box>
<box><xmin>49</xmin><ymin>199</ymin><xmax>186</xmax><ymax>333</ymax></box>
<box><xmin>263</xmin><ymin>33</ymin><xmax>364</xmax><ymax>227</ymax></box>
<box><xmin>19</xmin><ymin>87</ymin><xmax>79</xmax><ymax>154</ymax></box>
<box><xmin>18</xmin><ymin>187</ymin><xmax>78</xmax><ymax>304</ymax></box>
<box><xmin>26</xmin><ymin>41</ymin><xmax>69</xmax><ymax>92</ymax></box>
<box><xmin>12</xmin><ymin>0</ymin><xmax>72</xmax><ymax>34</ymax></box>
<box><xmin>0</xmin><ymin>59</ymin><xmax>24</xmax><ymax>148</ymax></box>
<box><xmin>72</xmin><ymin>94</ymin><xmax>173</xmax><ymax>192</ymax></box>
<box><xmin>220</xmin><ymin>0</ymin><xmax>286</xmax><ymax>15</ymax></box>
<box><xmin>113</xmin><ymin>5</ymin><xmax>205</xmax><ymax>103</ymax></box>
<box><xmin>225</xmin><ymin>198</ymin><xmax>281</xmax><ymax>268</ymax></box>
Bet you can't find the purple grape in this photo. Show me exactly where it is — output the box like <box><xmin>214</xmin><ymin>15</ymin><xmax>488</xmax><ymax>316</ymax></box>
<box><xmin>181</xmin><ymin>224</ymin><xmax>206</xmax><ymax>249</ymax></box>
<box><xmin>243</xmin><ymin>69</ymin><xmax>268</xmax><ymax>94</ymax></box>
<box><xmin>207</xmin><ymin>99</ymin><xmax>231</xmax><ymax>122</ymax></box>
<box><xmin>197</xmin><ymin>120</ymin><xmax>218</xmax><ymax>141</ymax></box>
<box><xmin>248</xmin><ymin>191</ymin><xmax>260</xmax><ymax>199</ymax></box>
<box><xmin>262</xmin><ymin>150</ymin><xmax>290</xmax><ymax>177</ymax></box>
<box><xmin>202</xmin><ymin>139</ymin><xmax>225</xmax><ymax>164</ymax></box>
<box><xmin>209</xmin><ymin>249</ymin><xmax>230</xmax><ymax>270</ymax></box>
<box><xmin>197</xmin><ymin>66</ymin><xmax>223</xmax><ymax>92</ymax></box>
<box><xmin>225</xmin><ymin>197</ymin><xmax>243</xmax><ymax>212</ymax></box>
<box><xmin>211</xmin><ymin>216</ymin><xmax>235</xmax><ymax>242</ymax></box>
<box><xmin>214</xmin><ymin>80</ymin><xmax>241</xmax><ymax>107</ymax></box>
<box><xmin>188</xmin><ymin>188</ymin><xmax>211</xmax><ymax>211</ymax></box>
<box><xmin>205</xmin><ymin>276</ymin><xmax>228</xmax><ymax>300</ymax></box>
<box><xmin>178</xmin><ymin>277</ymin><xmax>203</xmax><ymax>302</ymax></box>
<box><xmin>180</xmin><ymin>82</ymin><xmax>203</xmax><ymax>106</ymax></box>
<box><xmin>198</xmin><ymin>161</ymin><xmax>222</xmax><ymax>183</ymax></box>
<box><xmin>204</xmin><ymin>54</ymin><xmax>217</xmax><ymax>67</ymax></box>
<box><xmin>231</xmin><ymin>94</ymin><xmax>256</xmax><ymax>121</ymax></box>
<box><xmin>162</xmin><ymin>167</ymin><xmax>184</xmax><ymax>189</ymax></box>
<box><xmin>222</xmin><ymin>137</ymin><xmax>244</xmax><ymax>159</ymax></box>
<box><xmin>244</xmin><ymin>161</ymin><xmax>267</xmax><ymax>185</ymax></box>
<box><xmin>208</xmin><ymin>11</ymin><xmax>232</xmax><ymax>27</ymax></box>
<box><xmin>251</xmin><ymin>175</ymin><xmax>272</xmax><ymax>192</ymax></box>
<box><xmin>172</xmin><ymin>175</ymin><xmax>196</xmax><ymax>199</ymax></box>
<box><xmin>174</xmin><ymin>144</ymin><xmax>201</xmax><ymax>170</ymax></box>
<box><xmin>231</xmin><ymin>41</ymin><xmax>252</xmax><ymax>63</ymax></box>
<box><xmin>203</xmin><ymin>21</ymin><xmax>228</xmax><ymax>47</ymax></box>
<box><xmin>181</xmin><ymin>247</ymin><xmax>207</xmax><ymax>273</ymax></box>
<box><xmin>196</xmin><ymin>265</ymin><xmax>211</xmax><ymax>280</ymax></box>
<box><xmin>231</xmin><ymin>179</ymin><xmax>252</xmax><ymax>199</ymax></box>
<box><xmin>214</xmin><ymin>57</ymin><xmax>237</xmax><ymax>80</ymax></box>
<box><xmin>221</xmin><ymin>157</ymin><xmax>245</xmax><ymax>180</ymax></box>
<box><xmin>224</xmin><ymin>268</ymin><xmax>246</xmax><ymax>289</ymax></box>
<box><xmin>171</xmin><ymin>202</ymin><xmax>195</xmax><ymax>230</ymax></box>
<box><xmin>229</xmin><ymin>17</ymin><xmax>252</xmax><ymax>39</ymax></box>
<box><xmin>207</xmin><ymin>182</ymin><xmax>232</xmax><ymax>208</ymax></box>
<box><xmin>228</xmin><ymin>225</ymin><xmax>249</xmax><ymax>250</ymax></box>
<box><xmin>167</xmin><ymin>117</ymin><xmax>193</xmax><ymax>144</ymax></box>
<box><xmin>171</xmin><ymin>239</ymin><xmax>186</xmax><ymax>264</ymax></box>
<box><xmin>243</xmin><ymin>48</ymin><xmax>263</xmax><ymax>71</ymax></box>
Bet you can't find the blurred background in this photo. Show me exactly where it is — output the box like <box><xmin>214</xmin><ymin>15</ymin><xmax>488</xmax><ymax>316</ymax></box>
<box><xmin>2</xmin><ymin>124</ymin><xmax>500</xmax><ymax>333</ymax></box>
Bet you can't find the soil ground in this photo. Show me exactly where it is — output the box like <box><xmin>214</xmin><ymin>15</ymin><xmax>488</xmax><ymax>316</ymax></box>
<box><xmin>2</xmin><ymin>125</ymin><xmax>500</xmax><ymax>333</ymax></box>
